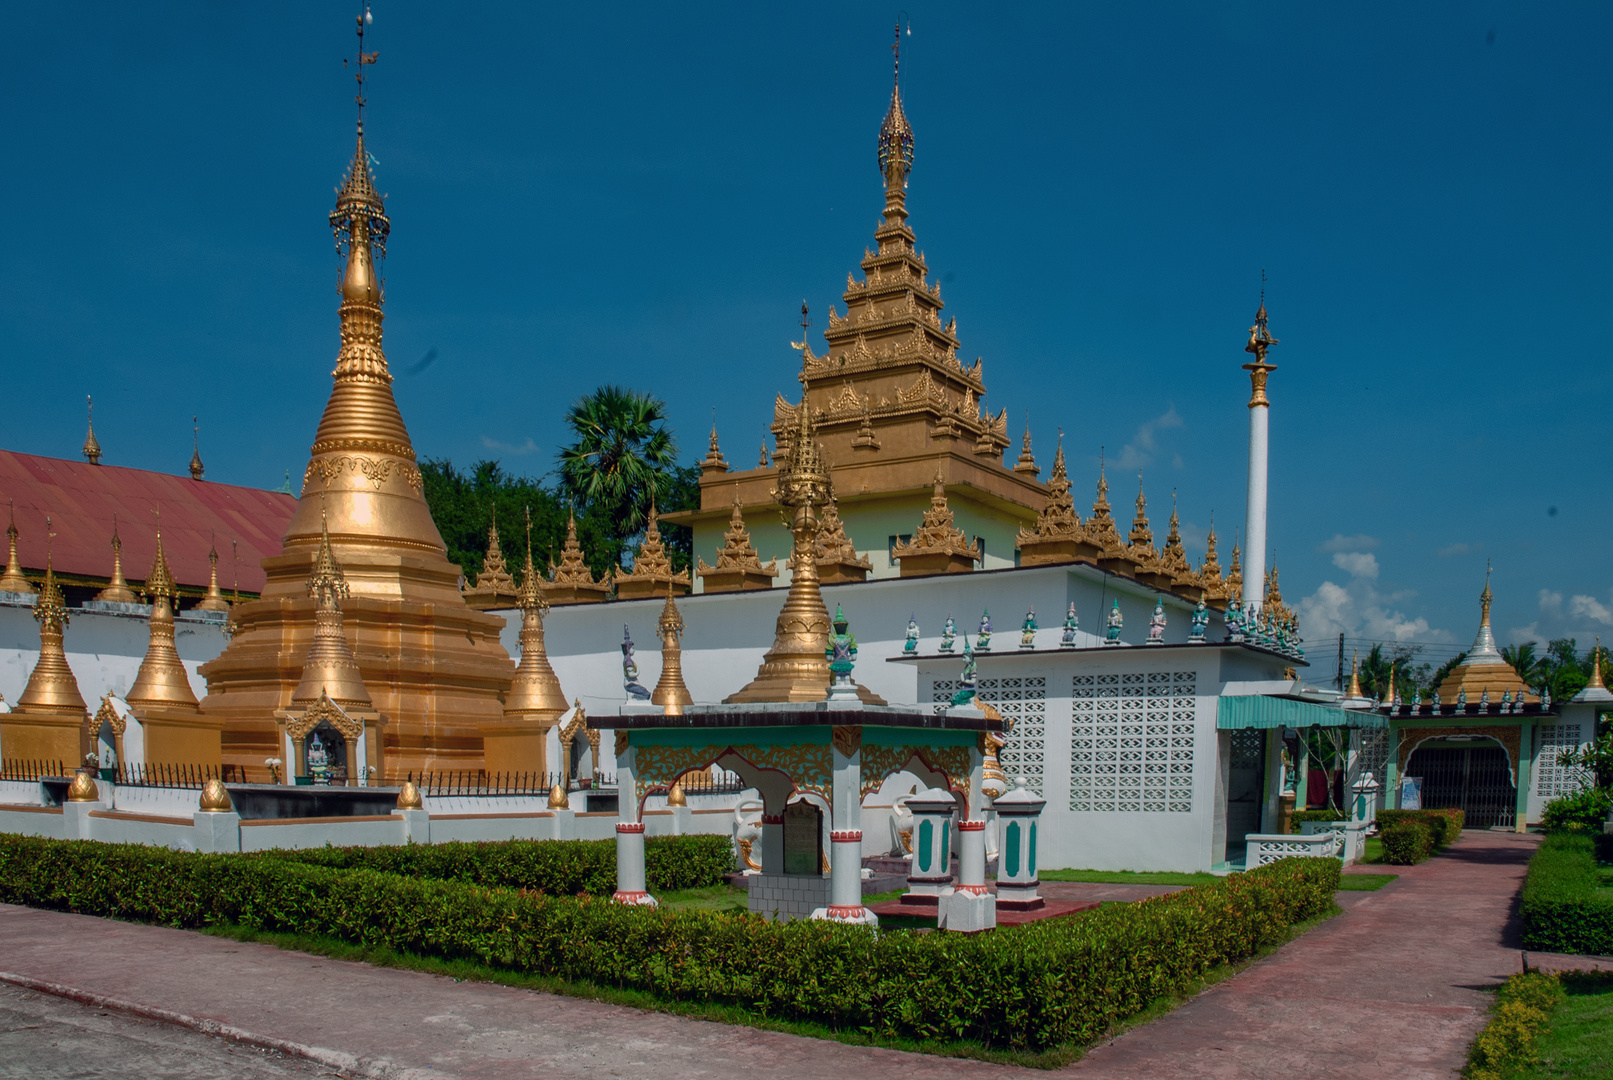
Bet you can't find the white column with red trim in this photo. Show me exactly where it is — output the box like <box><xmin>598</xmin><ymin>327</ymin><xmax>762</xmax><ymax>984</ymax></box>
<box><xmin>612</xmin><ymin>739</ymin><xmax>656</xmax><ymax>906</ymax></box>
<box><xmin>812</xmin><ymin>725</ymin><xmax>877</xmax><ymax>926</ymax></box>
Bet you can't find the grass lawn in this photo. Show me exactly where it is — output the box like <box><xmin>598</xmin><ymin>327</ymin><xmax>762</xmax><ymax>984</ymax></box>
<box><xmin>1336</xmin><ymin>873</ymin><xmax>1397</xmax><ymax>891</ymax></box>
<box><xmin>654</xmin><ymin>884</ymin><xmax>750</xmax><ymax>914</ymax></box>
<box><xmin>1509</xmin><ymin>971</ymin><xmax>1613</xmax><ymax>1079</ymax></box>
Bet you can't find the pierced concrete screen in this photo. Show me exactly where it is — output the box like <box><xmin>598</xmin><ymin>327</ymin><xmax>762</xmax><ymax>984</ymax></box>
<box><xmin>1535</xmin><ymin>723</ymin><xmax>1588</xmax><ymax>799</ymax></box>
<box><xmin>1357</xmin><ymin>728</ymin><xmax>1388</xmax><ymax>788</ymax></box>
<box><xmin>1070</xmin><ymin>671</ymin><xmax>1197</xmax><ymax>813</ymax></box>
<box><xmin>930</xmin><ymin>677</ymin><xmax>1047</xmax><ymax>793</ymax></box>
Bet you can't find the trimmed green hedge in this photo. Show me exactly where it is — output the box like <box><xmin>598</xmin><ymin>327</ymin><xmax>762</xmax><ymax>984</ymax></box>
<box><xmin>1381</xmin><ymin>821</ymin><xmax>1433</xmax><ymax>865</ymax></box>
<box><xmin>1541</xmin><ymin>787</ymin><xmax>1612</xmax><ymax>831</ymax></box>
<box><xmin>0</xmin><ymin>836</ymin><xmax>1339</xmax><ymax>1051</ymax></box>
<box><xmin>1290</xmin><ymin>810</ymin><xmax>1344</xmax><ymax>834</ymax></box>
<box><xmin>1378</xmin><ymin>808</ymin><xmax>1464</xmax><ymax>847</ymax></box>
<box><xmin>1519</xmin><ymin>833</ymin><xmax>1613</xmax><ymax>955</ymax></box>
<box><xmin>249</xmin><ymin>835</ymin><xmax>734</xmax><ymax>895</ymax></box>
<box><xmin>1464</xmin><ymin>971</ymin><xmax>1564</xmax><ymax>1080</ymax></box>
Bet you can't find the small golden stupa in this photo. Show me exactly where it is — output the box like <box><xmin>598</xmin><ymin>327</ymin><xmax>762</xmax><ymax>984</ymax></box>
<box><xmin>92</xmin><ymin>516</ymin><xmax>139</xmax><ymax>604</ymax></box>
<box><xmin>195</xmin><ymin>536</ymin><xmax>232</xmax><ymax>612</ymax></box>
<box><xmin>200</xmin><ymin>29</ymin><xmax>514</xmax><ymax>777</ymax></box>
<box><xmin>726</xmin><ymin>407</ymin><xmax>884</xmax><ymax>704</ymax></box>
<box><xmin>650</xmin><ymin>586</ymin><xmax>694</xmax><ymax>714</ymax></box>
<box><xmin>613</xmin><ymin>503</ymin><xmax>691</xmax><ymax>601</ymax></box>
<box><xmin>544</xmin><ymin>512</ymin><xmax>610</xmax><ymax>605</ymax></box>
<box><xmin>697</xmin><ymin>489</ymin><xmax>778</xmax><ymax>593</ymax></box>
<box><xmin>0</xmin><ymin>501</ymin><xmax>36</xmax><ymax>595</ymax></box>
<box><xmin>484</xmin><ymin>512</ymin><xmax>567</xmax><ymax>773</ymax></box>
<box><xmin>891</xmin><ymin>466</ymin><xmax>980</xmax><ymax>577</ymax></box>
<box><xmin>1433</xmin><ymin>570</ymin><xmax>1537</xmax><ymax>705</ymax></box>
<box><xmin>125</xmin><ymin>529</ymin><xmax>225</xmax><ymax>765</ymax></box>
<box><xmin>1</xmin><ymin>544</ymin><xmax>89</xmax><ymax>766</ymax></box>
<box><xmin>82</xmin><ymin>396</ymin><xmax>102</xmax><ymax>466</ymax></box>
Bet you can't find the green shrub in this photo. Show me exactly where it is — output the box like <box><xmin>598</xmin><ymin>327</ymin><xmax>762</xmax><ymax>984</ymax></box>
<box><xmin>1378</xmin><ymin>808</ymin><xmax>1463</xmax><ymax>846</ymax></box>
<box><xmin>248</xmin><ymin>835</ymin><xmax>735</xmax><ymax>895</ymax></box>
<box><xmin>1519</xmin><ymin>833</ymin><xmax>1613</xmax><ymax>955</ymax></box>
<box><xmin>1381</xmin><ymin>821</ymin><xmax>1434</xmax><ymax>864</ymax></box>
<box><xmin>0</xmin><ymin>835</ymin><xmax>1340</xmax><ymax>1051</ymax></box>
<box><xmin>1464</xmin><ymin>971</ymin><xmax>1563</xmax><ymax>1080</ymax></box>
<box><xmin>1541</xmin><ymin>787</ymin><xmax>1612</xmax><ymax>831</ymax></box>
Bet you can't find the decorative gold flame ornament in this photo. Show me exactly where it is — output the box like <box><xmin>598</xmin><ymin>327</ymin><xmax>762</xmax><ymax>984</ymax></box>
<box><xmin>396</xmin><ymin>779</ymin><xmax>423</xmax><ymax>810</ymax></box>
<box><xmin>891</xmin><ymin>465</ymin><xmax>980</xmax><ymax>576</ymax></box>
<box><xmin>200</xmin><ymin>17</ymin><xmax>514</xmax><ymax>778</ymax></box>
<box><xmin>666</xmin><ymin>780</ymin><xmax>687</xmax><ymax>807</ymax></box>
<box><xmin>66</xmin><ymin>769</ymin><xmax>100</xmax><ymax>802</ymax></box>
<box><xmin>651</xmin><ymin>586</ymin><xmax>694</xmax><ymax>713</ymax></box>
<box><xmin>198</xmin><ymin>777</ymin><xmax>233</xmax><ymax>812</ymax></box>
<box><xmin>726</xmin><ymin>407</ymin><xmax>884</xmax><ymax>704</ymax></box>
<box><xmin>547</xmin><ymin>783</ymin><xmax>570</xmax><ymax>809</ymax></box>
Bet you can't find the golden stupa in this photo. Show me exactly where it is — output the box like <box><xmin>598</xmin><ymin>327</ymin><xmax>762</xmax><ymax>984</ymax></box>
<box><xmin>199</xmin><ymin>29</ymin><xmax>514</xmax><ymax>778</ymax></box>
<box><xmin>1</xmin><ymin>546</ymin><xmax>89</xmax><ymax>766</ymax></box>
<box><xmin>125</xmin><ymin>529</ymin><xmax>225</xmax><ymax>765</ymax></box>
<box><xmin>483</xmin><ymin>513</ymin><xmax>567</xmax><ymax>773</ymax></box>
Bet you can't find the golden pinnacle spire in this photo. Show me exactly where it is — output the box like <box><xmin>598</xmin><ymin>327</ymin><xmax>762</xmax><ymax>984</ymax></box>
<box><xmin>1242</xmin><ymin>290</ymin><xmax>1279</xmax><ymax>408</ymax></box>
<box><xmin>189</xmin><ymin>416</ymin><xmax>204</xmax><ymax>480</ymax></box>
<box><xmin>1590</xmin><ymin>638</ymin><xmax>1605</xmax><ymax>691</ymax></box>
<box><xmin>697</xmin><ymin>486</ymin><xmax>778</xmax><ymax>592</ymax></box>
<box><xmin>1383</xmin><ymin>661</ymin><xmax>1397</xmax><ymax>704</ymax></box>
<box><xmin>1347</xmin><ymin>650</ymin><xmax>1364</xmax><ymax>698</ymax></box>
<box><xmin>728</xmin><ymin>403</ymin><xmax>882</xmax><ymax>703</ymax></box>
<box><xmin>195</xmin><ymin>533</ymin><xmax>231</xmax><ymax>612</ymax></box>
<box><xmin>652</xmin><ymin>585</ymin><xmax>694</xmax><ymax>714</ymax></box>
<box><xmin>877</xmin><ymin>19</ymin><xmax>915</xmax><ymax>219</ymax></box>
<box><xmin>701</xmin><ymin>422</ymin><xmax>728</xmax><ymax>473</ymax></box>
<box><xmin>503</xmin><ymin>507</ymin><xmax>566</xmax><ymax>725</ymax></box>
<box><xmin>1227</xmin><ymin>534</ymin><xmax>1244</xmax><ymax>602</ymax></box>
<box><xmin>94</xmin><ymin>515</ymin><xmax>138</xmax><ymax>604</ymax></box>
<box><xmin>82</xmin><ymin>395</ymin><xmax>101</xmax><ymax>465</ymax></box>
<box><xmin>0</xmin><ymin>500</ymin><xmax>36</xmax><ymax>595</ymax></box>
<box><xmin>16</xmin><ymin>538</ymin><xmax>88</xmax><ymax>719</ymax></box>
<box><xmin>126</xmin><ymin>527</ymin><xmax>200</xmax><ymax>713</ymax></box>
<box><xmin>1199</xmin><ymin>515</ymin><xmax>1229</xmax><ymax>605</ymax></box>
<box><xmin>290</xmin><ymin>510</ymin><xmax>371</xmax><ymax>711</ymax></box>
<box><xmin>1013</xmin><ymin>420</ymin><xmax>1038</xmax><ymax>475</ymax></box>
<box><xmin>1480</xmin><ymin>561</ymin><xmax>1493</xmax><ymax>627</ymax></box>
<box><xmin>463</xmin><ymin>507</ymin><xmax>518</xmax><ymax>609</ymax></box>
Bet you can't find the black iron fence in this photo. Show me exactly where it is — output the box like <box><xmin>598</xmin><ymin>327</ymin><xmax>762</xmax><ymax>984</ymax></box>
<box><xmin>113</xmin><ymin>763</ymin><xmax>231</xmax><ymax>789</ymax></box>
<box><xmin>0</xmin><ymin>759</ymin><xmax>66</xmax><ymax>782</ymax></box>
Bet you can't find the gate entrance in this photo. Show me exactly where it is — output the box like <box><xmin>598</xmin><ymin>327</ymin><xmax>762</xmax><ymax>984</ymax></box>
<box><xmin>1405</xmin><ymin>742</ymin><xmax>1513</xmax><ymax>829</ymax></box>
<box><xmin>1224</xmin><ymin>728</ymin><xmax>1266</xmax><ymax>862</ymax></box>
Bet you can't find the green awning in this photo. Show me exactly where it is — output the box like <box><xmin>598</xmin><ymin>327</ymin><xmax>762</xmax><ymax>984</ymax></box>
<box><xmin>1216</xmin><ymin>695</ymin><xmax>1385</xmax><ymax>731</ymax></box>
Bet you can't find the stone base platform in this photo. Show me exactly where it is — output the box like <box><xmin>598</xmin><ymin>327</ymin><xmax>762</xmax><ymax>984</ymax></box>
<box><xmin>866</xmin><ymin>894</ymin><xmax>1098</xmax><ymax>927</ymax></box>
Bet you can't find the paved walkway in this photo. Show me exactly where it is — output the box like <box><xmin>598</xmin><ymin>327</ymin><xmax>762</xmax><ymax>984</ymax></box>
<box><xmin>0</xmin><ymin>830</ymin><xmax>1575</xmax><ymax>1080</ymax></box>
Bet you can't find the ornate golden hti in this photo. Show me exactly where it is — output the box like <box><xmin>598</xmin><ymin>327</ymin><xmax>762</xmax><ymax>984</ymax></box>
<box><xmin>726</xmin><ymin>407</ymin><xmax>885</xmax><ymax>704</ymax></box>
<box><xmin>199</xmin><ymin>30</ymin><xmax>514</xmax><ymax>778</ymax></box>
<box><xmin>483</xmin><ymin>514</ymin><xmax>567</xmax><ymax>774</ymax></box>
<box><xmin>125</xmin><ymin>531</ymin><xmax>225</xmax><ymax>766</ymax></box>
<box><xmin>1</xmin><ymin>553</ymin><xmax>91</xmax><ymax>766</ymax></box>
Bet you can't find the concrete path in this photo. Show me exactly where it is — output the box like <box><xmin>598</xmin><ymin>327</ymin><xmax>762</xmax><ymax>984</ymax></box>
<box><xmin>0</xmin><ymin>831</ymin><xmax>1560</xmax><ymax>1080</ymax></box>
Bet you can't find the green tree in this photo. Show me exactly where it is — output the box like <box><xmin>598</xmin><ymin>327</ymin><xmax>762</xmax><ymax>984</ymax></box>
<box><xmin>420</xmin><ymin>458</ymin><xmax>589</xmax><ymax>584</ymax></box>
<box><xmin>1428</xmin><ymin>651</ymin><xmax>1468</xmax><ymax>693</ymax></box>
<box><xmin>1358</xmin><ymin>643</ymin><xmax>1432</xmax><ymax>700</ymax></box>
<box><xmin>1502</xmin><ymin>642</ymin><xmax>1547</xmax><ymax>690</ymax></box>
<box><xmin>557</xmin><ymin>386</ymin><xmax>683</xmax><ymax>571</ymax></box>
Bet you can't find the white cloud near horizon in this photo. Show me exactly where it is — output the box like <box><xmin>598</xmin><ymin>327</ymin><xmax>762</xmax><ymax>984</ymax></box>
<box><xmin>480</xmin><ymin>435</ymin><xmax>541</xmax><ymax>456</ymax></box>
<box><xmin>1319</xmin><ymin>533</ymin><xmax>1379</xmax><ymax>553</ymax></box>
<box><xmin>1114</xmin><ymin>405</ymin><xmax>1183</xmax><ymax>470</ymax></box>
<box><xmin>1505</xmin><ymin>587</ymin><xmax>1613</xmax><ymax>648</ymax></box>
<box><xmin>1298</xmin><ymin>542</ymin><xmax>1452</xmax><ymax>645</ymax></box>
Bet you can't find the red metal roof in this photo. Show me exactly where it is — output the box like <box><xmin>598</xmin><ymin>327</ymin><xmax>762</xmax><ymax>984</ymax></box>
<box><xmin>0</xmin><ymin>451</ymin><xmax>297</xmax><ymax>594</ymax></box>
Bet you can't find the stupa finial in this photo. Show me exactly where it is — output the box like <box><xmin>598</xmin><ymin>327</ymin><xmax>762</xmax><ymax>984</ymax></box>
<box><xmin>83</xmin><ymin>395</ymin><xmax>102</xmax><ymax>465</ymax></box>
<box><xmin>877</xmin><ymin>19</ymin><xmax>915</xmax><ymax>210</ymax></box>
<box><xmin>189</xmin><ymin>415</ymin><xmax>205</xmax><ymax>480</ymax></box>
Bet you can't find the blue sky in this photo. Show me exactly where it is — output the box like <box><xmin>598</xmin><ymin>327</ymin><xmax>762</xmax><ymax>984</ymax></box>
<box><xmin>1</xmin><ymin>2</ymin><xmax>1608</xmax><ymax>671</ymax></box>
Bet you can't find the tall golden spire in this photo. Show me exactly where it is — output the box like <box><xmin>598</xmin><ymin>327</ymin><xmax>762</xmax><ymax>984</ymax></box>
<box><xmin>502</xmin><ymin>508</ymin><xmax>566</xmax><ymax>723</ymax></box>
<box><xmin>278</xmin><ymin>8</ymin><xmax>444</xmax><ymax>572</ymax></box>
<box><xmin>196</xmin><ymin>533</ymin><xmax>231</xmax><ymax>612</ymax></box>
<box><xmin>463</xmin><ymin>508</ymin><xmax>519</xmax><ymax>609</ymax></box>
<box><xmin>189</xmin><ymin>416</ymin><xmax>205</xmax><ymax>480</ymax></box>
<box><xmin>877</xmin><ymin>19</ymin><xmax>915</xmax><ymax>221</ymax></box>
<box><xmin>1243</xmin><ymin>295</ymin><xmax>1279</xmax><ymax>408</ymax></box>
<box><xmin>651</xmin><ymin>584</ymin><xmax>694</xmax><ymax>714</ymax></box>
<box><xmin>82</xmin><ymin>396</ymin><xmax>102</xmax><ymax>465</ymax></box>
<box><xmin>1347</xmin><ymin>651</ymin><xmax>1364</xmax><ymax>698</ymax></box>
<box><xmin>16</xmin><ymin>527</ymin><xmax>88</xmax><ymax>718</ymax></box>
<box><xmin>290</xmin><ymin>510</ymin><xmax>372</xmax><ymax>711</ymax></box>
<box><xmin>94</xmin><ymin>515</ymin><xmax>138</xmax><ymax>604</ymax></box>
<box><xmin>0</xmin><ymin>500</ymin><xmax>36</xmax><ymax>594</ymax></box>
<box><xmin>1013</xmin><ymin>420</ymin><xmax>1038</xmax><ymax>476</ymax></box>
<box><xmin>126</xmin><ymin>529</ymin><xmax>200</xmax><ymax>713</ymax></box>
<box><xmin>728</xmin><ymin>403</ymin><xmax>883</xmax><ymax>703</ymax></box>
<box><xmin>700</xmin><ymin>423</ymin><xmax>729</xmax><ymax>474</ymax></box>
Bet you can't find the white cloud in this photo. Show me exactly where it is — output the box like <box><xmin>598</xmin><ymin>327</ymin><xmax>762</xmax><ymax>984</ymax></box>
<box><xmin>1319</xmin><ymin>534</ymin><xmax>1379</xmax><ymax>553</ymax></box>
<box><xmin>1437</xmin><ymin>542</ymin><xmax>1475</xmax><ymax>559</ymax></box>
<box><xmin>1296</xmin><ymin>549</ymin><xmax>1452</xmax><ymax>646</ymax></box>
<box><xmin>1114</xmin><ymin>405</ymin><xmax>1183</xmax><ymax>470</ymax></box>
<box><xmin>1567</xmin><ymin>594</ymin><xmax>1613</xmax><ymax>626</ymax></box>
<box><xmin>1507</xmin><ymin>587</ymin><xmax>1613</xmax><ymax>647</ymax></box>
<box><xmin>480</xmin><ymin>435</ymin><xmax>541</xmax><ymax>456</ymax></box>
<box><xmin>1331</xmin><ymin>551</ymin><xmax>1379</xmax><ymax>580</ymax></box>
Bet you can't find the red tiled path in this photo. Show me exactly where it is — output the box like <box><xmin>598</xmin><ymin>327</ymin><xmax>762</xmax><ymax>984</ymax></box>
<box><xmin>0</xmin><ymin>831</ymin><xmax>1552</xmax><ymax>1080</ymax></box>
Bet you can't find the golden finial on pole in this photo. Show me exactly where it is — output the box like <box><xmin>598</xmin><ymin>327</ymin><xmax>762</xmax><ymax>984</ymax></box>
<box><xmin>189</xmin><ymin>416</ymin><xmax>205</xmax><ymax>480</ymax></box>
<box><xmin>82</xmin><ymin>395</ymin><xmax>102</xmax><ymax>465</ymax></box>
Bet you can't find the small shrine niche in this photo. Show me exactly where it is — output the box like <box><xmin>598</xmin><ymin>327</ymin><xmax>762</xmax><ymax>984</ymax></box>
<box><xmin>279</xmin><ymin>692</ymin><xmax>375</xmax><ymax>787</ymax></box>
<box><xmin>782</xmin><ymin>799</ymin><xmax>824</xmax><ymax>876</ymax></box>
<box><xmin>302</xmin><ymin>722</ymin><xmax>348</xmax><ymax>785</ymax></box>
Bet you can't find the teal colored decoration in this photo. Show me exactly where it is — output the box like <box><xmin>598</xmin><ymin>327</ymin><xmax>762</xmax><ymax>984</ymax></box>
<box><xmin>949</xmin><ymin>638</ymin><xmax>978</xmax><ymax>706</ymax></box>
<box><xmin>1217</xmin><ymin>694</ymin><xmax>1385</xmax><ymax>730</ymax></box>
<box><xmin>1005</xmin><ymin>820</ymin><xmax>1021</xmax><ymax>877</ymax></box>
<box><xmin>941</xmin><ymin>821</ymin><xmax>951</xmax><ymax>867</ymax></box>
<box><xmin>1029</xmin><ymin>822</ymin><xmax>1038</xmax><ymax>876</ymax></box>
<box><xmin>918</xmin><ymin>820</ymin><xmax>933</xmax><ymax>872</ymax></box>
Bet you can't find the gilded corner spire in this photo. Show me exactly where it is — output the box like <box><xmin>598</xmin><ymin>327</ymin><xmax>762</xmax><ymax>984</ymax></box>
<box><xmin>614</xmin><ymin>500</ymin><xmax>691</xmax><ymax>600</ymax></box>
<box><xmin>891</xmin><ymin>462</ymin><xmax>980</xmax><ymax>575</ymax></box>
<box><xmin>189</xmin><ymin>416</ymin><xmax>205</xmax><ymax>480</ymax></box>
<box><xmin>698</xmin><ymin>486</ymin><xmax>778</xmax><ymax>592</ymax></box>
<box><xmin>307</xmin><ymin>508</ymin><xmax>349</xmax><ymax>612</ymax></box>
<box><xmin>83</xmin><ymin>396</ymin><xmax>102</xmax><ymax>465</ymax></box>
<box><xmin>94</xmin><ymin>515</ymin><xmax>138</xmax><ymax>604</ymax></box>
<box><xmin>877</xmin><ymin>20</ymin><xmax>915</xmax><ymax>212</ymax></box>
<box><xmin>651</xmin><ymin>584</ymin><xmax>694</xmax><ymax>714</ymax></box>
<box><xmin>290</xmin><ymin>506</ymin><xmax>371</xmax><ymax>712</ymax></box>
<box><xmin>503</xmin><ymin>505</ymin><xmax>566</xmax><ymax>725</ymax></box>
<box><xmin>196</xmin><ymin>532</ymin><xmax>231</xmax><ymax>612</ymax></box>
<box><xmin>126</xmin><ymin>524</ymin><xmax>199</xmax><ymax>714</ymax></box>
<box><xmin>701</xmin><ymin>421</ymin><xmax>729</xmax><ymax>473</ymax></box>
<box><xmin>463</xmin><ymin>506</ymin><xmax>519</xmax><ymax>609</ymax></box>
<box><xmin>0</xmin><ymin>500</ymin><xmax>37</xmax><ymax>595</ymax></box>
<box><xmin>515</xmin><ymin>507</ymin><xmax>548</xmax><ymax>614</ymax></box>
<box><xmin>1013</xmin><ymin>419</ymin><xmax>1038</xmax><ymax>476</ymax></box>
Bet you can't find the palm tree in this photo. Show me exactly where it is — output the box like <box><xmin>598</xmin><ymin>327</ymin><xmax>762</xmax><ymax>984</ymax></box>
<box><xmin>557</xmin><ymin>385</ymin><xmax>678</xmax><ymax>561</ymax></box>
<box><xmin>1501</xmin><ymin>642</ymin><xmax>1546</xmax><ymax>690</ymax></box>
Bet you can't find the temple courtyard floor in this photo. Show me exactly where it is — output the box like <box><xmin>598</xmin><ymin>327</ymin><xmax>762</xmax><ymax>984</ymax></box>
<box><xmin>2</xmin><ymin>829</ymin><xmax>1607</xmax><ymax>1080</ymax></box>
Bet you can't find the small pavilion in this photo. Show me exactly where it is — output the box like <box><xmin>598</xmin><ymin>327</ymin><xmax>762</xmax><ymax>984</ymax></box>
<box><xmin>593</xmin><ymin>405</ymin><xmax>1005</xmax><ymax>925</ymax></box>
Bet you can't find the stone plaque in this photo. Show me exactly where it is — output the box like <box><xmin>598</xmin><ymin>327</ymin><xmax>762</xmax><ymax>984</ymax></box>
<box><xmin>782</xmin><ymin>800</ymin><xmax>823</xmax><ymax>876</ymax></box>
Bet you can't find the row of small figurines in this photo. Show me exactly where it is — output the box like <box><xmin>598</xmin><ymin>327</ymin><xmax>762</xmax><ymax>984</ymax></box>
<box><xmin>1224</xmin><ymin>601</ymin><xmax>1305</xmax><ymax>660</ymax></box>
<box><xmin>1384</xmin><ymin>686</ymin><xmax>1546</xmax><ymax>714</ymax></box>
<box><xmin>899</xmin><ymin>594</ymin><xmax>1244</xmax><ymax>653</ymax></box>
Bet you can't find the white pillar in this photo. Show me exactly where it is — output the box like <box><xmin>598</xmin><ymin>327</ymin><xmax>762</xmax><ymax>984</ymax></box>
<box><xmin>613</xmin><ymin>740</ymin><xmax>656</xmax><ymax>906</ymax></box>
<box><xmin>940</xmin><ymin>819</ymin><xmax>996</xmax><ymax>931</ymax></box>
<box><xmin>814</xmin><ymin>729</ymin><xmax>876</xmax><ymax>926</ymax></box>
<box><xmin>1244</xmin><ymin>399</ymin><xmax>1268</xmax><ymax>609</ymax></box>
